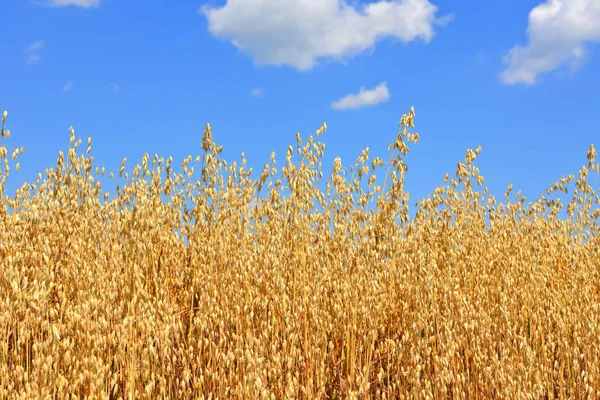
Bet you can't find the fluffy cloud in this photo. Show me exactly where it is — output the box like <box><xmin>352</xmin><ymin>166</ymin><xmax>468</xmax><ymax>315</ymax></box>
<box><xmin>201</xmin><ymin>0</ymin><xmax>450</xmax><ymax>70</ymax></box>
<box><xmin>502</xmin><ymin>0</ymin><xmax>600</xmax><ymax>85</ymax></box>
<box><xmin>46</xmin><ymin>0</ymin><xmax>100</xmax><ymax>8</ymax></box>
<box><xmin>331</xmin><ymin>82</ymin><xmax>390</xmax><ymax>111</ymax></box>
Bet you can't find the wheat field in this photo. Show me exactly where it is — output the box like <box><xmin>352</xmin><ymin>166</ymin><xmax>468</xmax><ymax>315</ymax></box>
<box><xmin>1</xmin><ymin>107</ymin><xmax>600</xmax><ymax>399</ymax></box>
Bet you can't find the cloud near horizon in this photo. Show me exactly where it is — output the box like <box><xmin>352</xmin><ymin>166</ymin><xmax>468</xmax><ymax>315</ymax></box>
<box><xmin>201</xmin><ymin>0</ymin><xmax>451</xmax><ymax>71</ymax></box>
<box><xmin>331</xmin><ymin>82</ymin><xmax>390</xmax><ymax>111</ymax></box>
<box><xmin>501</xmin><ymin>0</ymin><xmax>600</xmax><ymax>85</ymax></box>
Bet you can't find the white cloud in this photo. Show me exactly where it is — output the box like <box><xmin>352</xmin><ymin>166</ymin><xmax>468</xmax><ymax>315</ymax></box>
<box><xmin>25</xmin><ymin>40</ymin><xmax>44</xmax><ymax>64</ymax></box>
<box><xmin>248</xmin><ymin>198</ymin><xmax>258</xmax><ymax>209</ymax></box>
<box><xmin>27</xmin><ymin>54</ymin><xmax>41</xmax><ymax>64</ymax></box>
<box><xmin>45</xmin><ymin>0</ymin><xmax>100</xmax><ymax>7</ymax></box>
<box><xmin>201</xmin><ymin>0</ymin><xmax>451</xmax><ymax>71</ymax></box>
<box><xmin>26</xmin><ymin>40</ymin><xmax>45</xmax><ymax>52</ymax></box>
<box><xmin>501</xmin><ymin>0</ymin><xmax>600</xmax><ymax>85</ymax></box>
<box><xmin>331</xmin><ymin>82</ymin><xmax>390</xmax><ymax>111</ymax></box>
<box><xmin>435</xmin><ymin>12</ymin><xmax>455</xmax><ymax>28</ymax></box>
<box><xmin>62</xmin><ymin>81</ymin><xmax>73</xmax><ymax>92</ymax></box>
<box><xmin>250</xmin><ymin>88</ymin><xmax>264</xmax><ymax>98</ymax></box>
<box><xmin>111</xmin><ymin>83</ymin><xmax>121</xmax><ymax>93</ymax></box>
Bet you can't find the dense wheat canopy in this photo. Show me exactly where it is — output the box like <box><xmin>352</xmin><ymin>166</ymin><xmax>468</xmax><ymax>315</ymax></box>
<box><xmin>1</xmin><ymin>107</ymin><xmax>600</xmax><ymax>399</ymax></box>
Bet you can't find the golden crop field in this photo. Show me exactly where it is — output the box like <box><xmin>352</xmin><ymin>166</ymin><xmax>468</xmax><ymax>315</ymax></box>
<box><xmin>1</xmin><ymin>107</ymin><xmax>600</xmax><ymax>399</ymax></box>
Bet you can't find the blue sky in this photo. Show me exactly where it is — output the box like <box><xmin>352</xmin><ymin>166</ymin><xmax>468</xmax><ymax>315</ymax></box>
<box><xmin>2</xmin><ymin>0</ymin><xmax>600</xmax><ymax>213</ymax></box>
